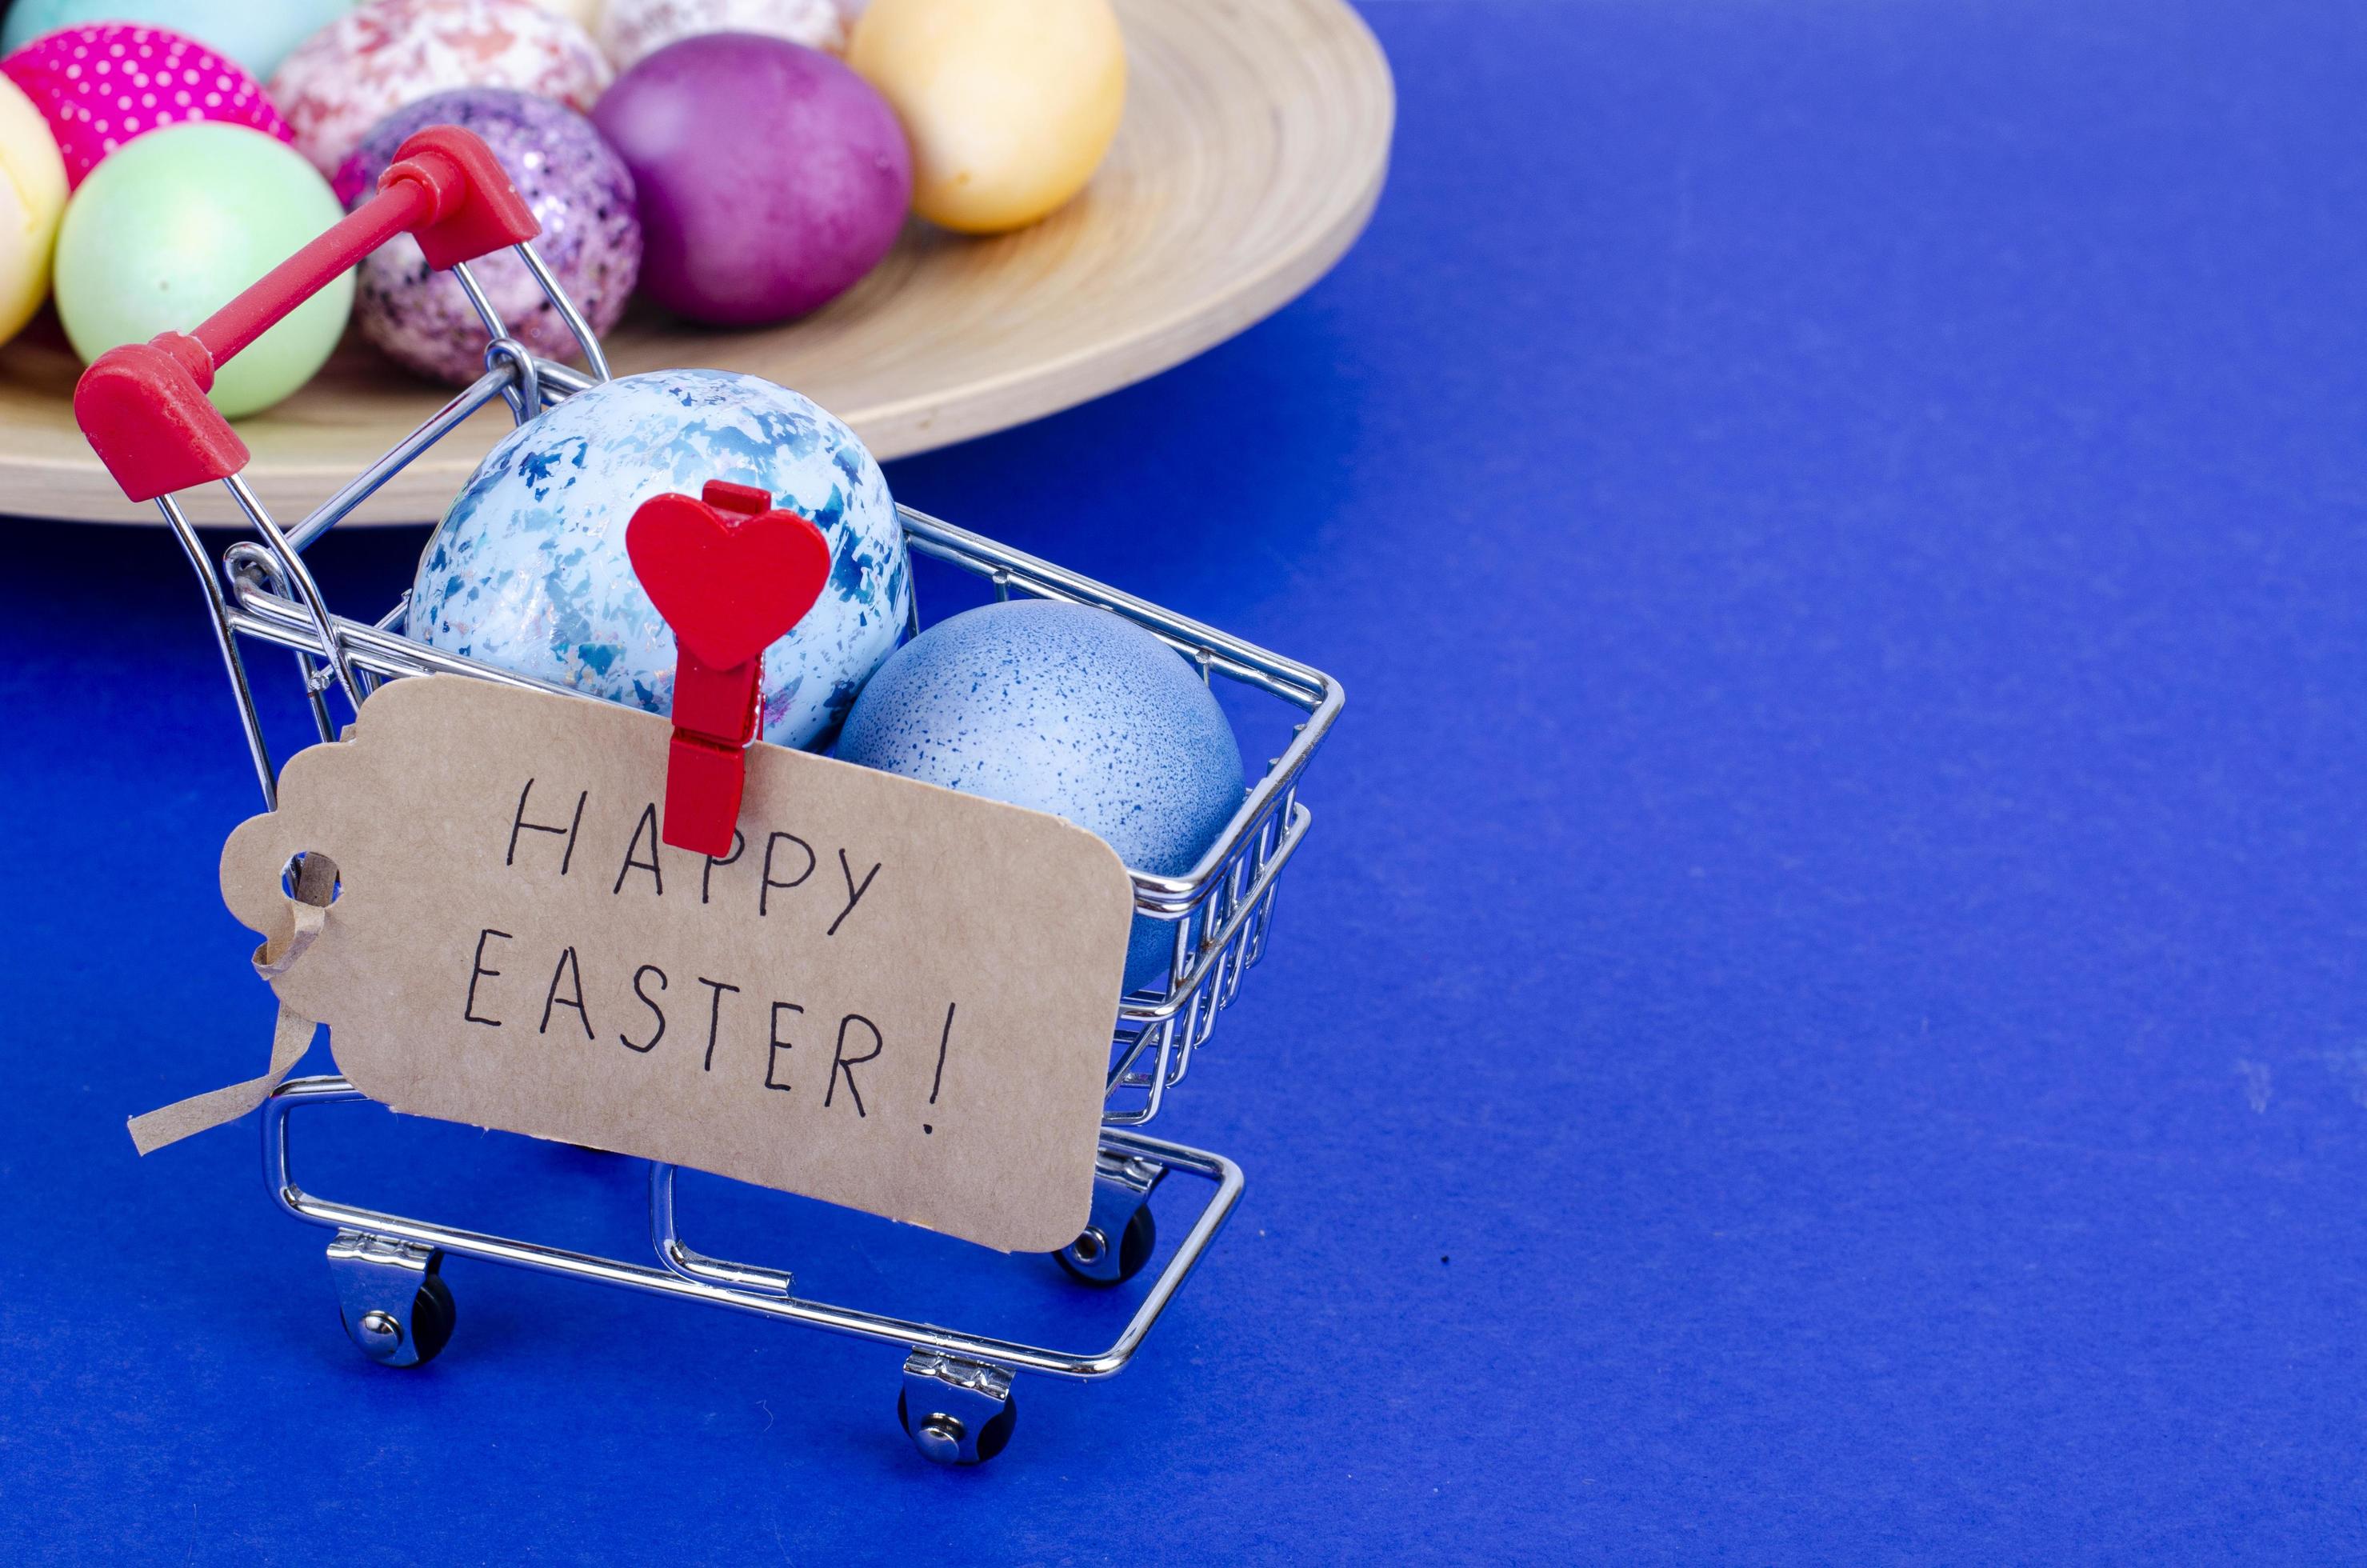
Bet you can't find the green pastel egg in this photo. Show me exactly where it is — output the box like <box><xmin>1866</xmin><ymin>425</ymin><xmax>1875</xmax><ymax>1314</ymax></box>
<box><xmin>55</xmin><ymin>123</ymin><xmax>350</xmax><ymax>420</ymax></box>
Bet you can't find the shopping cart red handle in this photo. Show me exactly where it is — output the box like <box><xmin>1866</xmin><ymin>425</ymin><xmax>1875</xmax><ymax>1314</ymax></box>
<box><xmin>72</xmin><ymin>126</ymin><xmax>541</xmax><ymax>505</ymax></box>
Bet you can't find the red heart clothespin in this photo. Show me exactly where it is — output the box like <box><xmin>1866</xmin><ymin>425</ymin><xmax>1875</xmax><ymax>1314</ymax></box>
<box><xmin>626</xmin><ymin>479</ymin><xmax>832</xmax><ymax>856</ymax></box>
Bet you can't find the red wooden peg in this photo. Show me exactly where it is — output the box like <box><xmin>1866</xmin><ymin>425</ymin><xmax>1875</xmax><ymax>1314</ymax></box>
<box><xmin>625</xmin><ymin>480</ymin><xmax>834</xmax><ymax>856</ymax></box>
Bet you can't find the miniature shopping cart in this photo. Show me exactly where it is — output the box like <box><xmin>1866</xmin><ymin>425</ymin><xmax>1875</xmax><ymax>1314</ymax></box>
<box><xmin>74</xmin><ymin>127</ymin><xmax>1340</xmax><ymax>1466</ymax></box>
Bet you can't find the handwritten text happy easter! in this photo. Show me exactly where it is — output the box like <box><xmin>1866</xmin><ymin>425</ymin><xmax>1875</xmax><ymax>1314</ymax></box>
<box><xmin>456</xmin><ymin>777</ymin><xmax>961</xmax><ymax>1129</ymax></box>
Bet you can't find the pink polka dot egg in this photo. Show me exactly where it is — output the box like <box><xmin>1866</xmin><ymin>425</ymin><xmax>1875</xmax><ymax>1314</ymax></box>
<box><xmin>0</xmin><ymin>23</ymin><xmax>289</xmax><ymax>188</ymax></box>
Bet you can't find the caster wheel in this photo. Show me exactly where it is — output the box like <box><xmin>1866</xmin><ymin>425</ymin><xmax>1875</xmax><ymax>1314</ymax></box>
<box><xmin>406</xmin><ymin>1273</ymin><xmax>457</xmax><ymax>1365</ymax></box>
<box><xmin>339</xmin><ymin>1272</ymin><xmax>456</xmax><ymax>1368</ymax></box>
<box><xmin>898</xmin><ymin>1387</ymin><xmax>1016</xmax><ymax>1466</ymax></box>
<box><xmin>1056</xmin><ymin>1203</ymin><xmax>1155</xmax><ymax>1287</ymax></box>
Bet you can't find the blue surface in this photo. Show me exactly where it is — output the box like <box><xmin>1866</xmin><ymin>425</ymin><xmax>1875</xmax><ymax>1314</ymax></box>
<box><xmin>2</xmin><ymin>0</ymin><xmax>2362</xmax><ymax>1558</ymax></box>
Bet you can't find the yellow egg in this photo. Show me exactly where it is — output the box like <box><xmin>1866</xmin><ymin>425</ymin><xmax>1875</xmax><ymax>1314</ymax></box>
<box><xmin>849</xmin><ymin>0</ymin><xmax>1125</xmax><ymax>234</ymax></box>
<box><xmin>0</xmin><ymin>76</ymin><xmax>67</xmax><ymax>347</ymax></box>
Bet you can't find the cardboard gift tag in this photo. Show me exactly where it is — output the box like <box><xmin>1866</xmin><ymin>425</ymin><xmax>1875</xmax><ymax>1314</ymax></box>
<box><xmin>201</xmin><ymin>674</ymin><xmax>1135</xmax><ymax>1254</ymax></box>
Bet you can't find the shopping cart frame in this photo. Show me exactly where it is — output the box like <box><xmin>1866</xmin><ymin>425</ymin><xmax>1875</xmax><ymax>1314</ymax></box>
<box><xmin>93</xmin><ymin>128</ymin><xmax>1342</xmax><ymax>1466</ymax></box>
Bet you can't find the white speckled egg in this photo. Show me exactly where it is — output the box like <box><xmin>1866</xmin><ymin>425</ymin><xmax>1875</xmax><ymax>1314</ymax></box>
<box><xmin>412</xmin><ymin>368</ymin><xmax>911</xmax><ymax>748</ymax></box>
<box><xmin>269</xmin><ymin>0</ymin><xmax>611</xmax><ymax>174</ymax></box>
<box><xmin>529</xmin><ymin>0</ymin><xmax>606</xmax><ymax>29</ymax></box>
<box><xmin>597</xmin><ymin>0</ymin><xmax>845</xmax><ymax>70</ymax></box>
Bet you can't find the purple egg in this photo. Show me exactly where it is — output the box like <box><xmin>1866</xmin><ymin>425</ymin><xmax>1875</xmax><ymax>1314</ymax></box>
<box><xmin>591</xmin><ymin>34</ymin><xmax>910</xmax><ymax>326</ymax></box>
<box><xmin>336</xmin><ymin>87</ymin><xmax>642</xmax><ymax>386</ymax></box>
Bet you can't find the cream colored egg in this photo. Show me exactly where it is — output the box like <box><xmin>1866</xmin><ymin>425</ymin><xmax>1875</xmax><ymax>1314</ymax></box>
<box><xmin>0</xmin><ymin>77</ymin><xmax>67</xmax><ymax>347</ymax></box>
<box><xmin>849</xmin><ymin>0</ymin><xmax>1124</xmax><ymax>234</ymax></box>
<box><xmin>533</xmin><ymin>0</ymin><xmax>607</xmax><ymax>30</ymax></box>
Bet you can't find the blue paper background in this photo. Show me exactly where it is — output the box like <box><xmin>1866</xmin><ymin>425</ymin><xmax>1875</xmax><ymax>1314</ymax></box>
<box><xmin>4</xmin><ymin>0</ymin><xmax>2363</xmax><ymax>1558</ymax></box>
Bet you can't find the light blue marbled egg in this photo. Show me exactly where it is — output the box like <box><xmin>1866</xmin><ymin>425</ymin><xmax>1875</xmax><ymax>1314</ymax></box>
<box><xmin>835</xmin><ymin>599</ymin><xmax>1245</xmax><ymax>991</ymax></box>
<box><xmin>410</xmin><ymin>368</ymin><xmax>910</xmax><ymax>748</ymax></box>
<box><xmin>2</xmin><ymin>0</ymin><xmax>353</xmax><ymax>76</ymax></box>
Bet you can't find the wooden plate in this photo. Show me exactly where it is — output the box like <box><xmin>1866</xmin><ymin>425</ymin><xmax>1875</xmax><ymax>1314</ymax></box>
<box><xmin>0</xmin><ymin>0</ymin><xmax>1391</xmax><ymax>526</ymax></box>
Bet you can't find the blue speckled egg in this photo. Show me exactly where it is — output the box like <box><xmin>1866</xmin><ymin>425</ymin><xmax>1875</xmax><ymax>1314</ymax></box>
<box><xmin>834</xmin><ymin>599</ymin><xmax>1245</xmax><ymax>990</ymax></box>
<box><xmin>411</xmin><ymin>367</ymin><xmax>910</xmax><ymax>748</ymax></box>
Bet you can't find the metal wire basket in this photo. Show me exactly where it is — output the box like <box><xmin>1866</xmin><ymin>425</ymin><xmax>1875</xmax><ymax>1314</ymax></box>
<box><xmin>90</xmin><ymin>126</ymin><xmax>1341</xmax><ymax>1465</ymax></box>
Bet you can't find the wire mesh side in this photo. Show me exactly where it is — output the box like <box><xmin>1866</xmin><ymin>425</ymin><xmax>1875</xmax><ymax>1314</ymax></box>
<box><xmin>202</xmin><ymin>441</ymin><xmax>1337</xmax><ymax>1130</ymax></box>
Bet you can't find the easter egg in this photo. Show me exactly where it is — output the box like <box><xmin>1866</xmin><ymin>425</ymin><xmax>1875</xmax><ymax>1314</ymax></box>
<box><xmin>54</xmin><ymin>122</ymin><xmax>350</xmax><ymax>418</ymax></box>
<box><xmin>336</xmin><ymin>89</ymin><xmax>640</xmax><ymax>386</ymax></box>
<box><xmin>835</xmin><ymin>600</ymin><xmax>1245</xmax><ymax>990</ymax></box>
<box><xmin>1</xmin><ymin>0</ymin><xmax>354</xmax><ymax>78</ymax></box>
<box><xmin>591</xmin><ymin>34</ymin><xmax>907</xmax><ymax>325</ymax></box>
<box><xmin>1</xmin><ymin>23</ymin><xmax>290</xmax><ymax>187</ymax></box>
<box><xmin>598</xmin><ymin>0</ymin><xmax>845</xmax><ymax>70</ymax></box>
<box><xmin>411</xmin><ymin>368</ymin><xmax>911</xmax><ymax>749</ymax></box>
<box><xmin>847</xmin><ymin>0</ymin><xmax>1124</xmax><ymax>234</ymax></box>
<box><xmin>0</xmin><ymin>75</ymin><xmax>66</xmax><ymax>346</ymax></box>
<box><xmin>530</xmin><ymin>0</ymin><xmax>606</xmax><ymax>27</ymax></box>
<box><xmin>270</xmin><ymin>0</ymin><xmax>610</xmax><ymax>174</ymax></box>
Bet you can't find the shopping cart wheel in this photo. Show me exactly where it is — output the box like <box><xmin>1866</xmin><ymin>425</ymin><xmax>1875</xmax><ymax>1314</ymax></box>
<box><xmin>899</xmin><ymin>1351</ymin><xmax>1016</xmax><ymax>1466</ymax></box>
<box><xmin>1054</xmin><ymin>1204</ymin><xmax>1157</xmax><ymax>1287</ymax></box>
<box><xmin>327</xmin><ymin>1228</ymin><xmax>455</xmax><ymax>1369</ymax></box>
<box><xmin>402</xmin><ymin>1274</ymin><xmax>458</xmax><ymax>1365</ymax></box>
